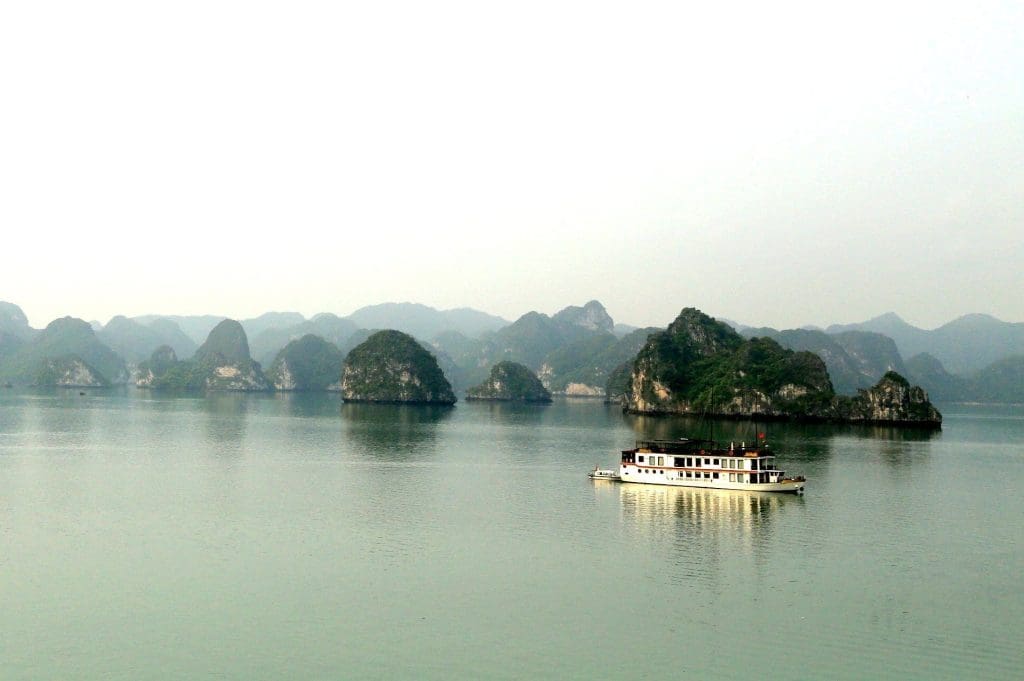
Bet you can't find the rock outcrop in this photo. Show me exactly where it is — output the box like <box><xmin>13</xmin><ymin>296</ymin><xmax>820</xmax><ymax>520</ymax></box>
<box><xmin>267</xmin><ymin>334</ymin><xmax>344</xmax><ymax>391</ymax></box>
<box><xmin>838</xmin><ymin>371</ymin><xmax>943</xmax><ymax>425</ymax></box>
<box><xmin>342</xmin><ymin>330</ymin><xmax>456</xmax><ymax>404</ymax></box>
<box><xmin>466</xmin><ymin>361</ymin><xmax>552</xmax><ymax>402</ymax></box>
<box><xmin>552</xmin><ymin>300</ymin><xmax>614</xmax><ymax>333</ymax></box>
<box><xmin>622</xmin><ymin>308</ymin><xmax>940</xmax><ymax>427</ymax></box>
<box><xmin>143</xmin><ymin>320</ymin><xmax>269</xmax><ymax>391</ymax></box>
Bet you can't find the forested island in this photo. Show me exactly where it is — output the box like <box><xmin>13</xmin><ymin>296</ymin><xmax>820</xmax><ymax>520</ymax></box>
<box><xmin>5</xmin><ymin>296</ymin><xmax>1023</xmax><ymax>425</ymax></box>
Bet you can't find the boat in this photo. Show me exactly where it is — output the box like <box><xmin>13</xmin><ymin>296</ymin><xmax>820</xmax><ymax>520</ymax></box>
<box><xmin>617</xmin><ymin>438</ymin><xmax>805</xmax><ymax>493</ymax></box>
<box><xmin>588</xmin><ymin>467</ymin><xmax>621</xmax><ymax>481</ymax></box>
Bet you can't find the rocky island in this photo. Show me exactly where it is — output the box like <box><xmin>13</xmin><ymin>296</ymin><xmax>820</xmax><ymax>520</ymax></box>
<box><xmin>620</xmin><ymin>308</ymin><xmax>941</xmax><ymax>428</ymax></box>
<box><xmin>141</xmin><ymin>319</ymin><xmax>269</xmax><ymax>391</ymax></box>
<box><xmin>466</xmin><ymin>361</ymin><xmax>552</xmax><ymax>402</ymax></box>
<box><xmin>0</xmin><ymin>315</ymin><xmax>127</xmax><ymax>387</ymax></box>
<box><xmin>342</xmin><ymin>330</ymin><xmax>456</xmax><ymax>404</ymax></box>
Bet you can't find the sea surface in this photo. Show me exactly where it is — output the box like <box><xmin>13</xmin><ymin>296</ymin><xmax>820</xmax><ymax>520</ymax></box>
<box><xmin>1</xmin><ymin>390</ymin><xmax>1021</xmax><ymax>680</ymax></box>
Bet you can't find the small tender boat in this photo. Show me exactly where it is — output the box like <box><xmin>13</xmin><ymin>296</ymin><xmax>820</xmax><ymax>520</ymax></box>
<box><xmin>588</xmin><ymin>467</ymin><xmax>621</xmax><ymax>481</ymax></box>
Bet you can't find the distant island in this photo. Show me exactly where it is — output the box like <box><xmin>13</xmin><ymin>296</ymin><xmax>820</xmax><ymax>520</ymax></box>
<box><xmin>466</xmin><ymin>361</ymin><xmax>552</xmax><ymax>402</ymax></box>
<box><xmin>1</xmin><ymin>299</ymin><xmax>1020</xmax><ymax>414</ymax></box>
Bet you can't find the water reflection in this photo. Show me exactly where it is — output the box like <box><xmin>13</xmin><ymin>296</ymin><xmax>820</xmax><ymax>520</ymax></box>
<box><xmin>469</xmin><ymin>401</ymin><xmax>548</xmax><ymax>426</ymax></box>
<box><xmin>617</xmin><ymin>483</ymin><xmax>801</xmax><ymax>589</ymax></box>
<box><xmin>340</xmin><ymin>403</ymin><xmax>452</xmax><ymax>459</ymax></box>
<box><xmin>202</xmin><ymin>393</ymin><xmax>250</xmax><ymax>454</ymax></box>
<box><xmin>272</xmin><ymin>391</ymin><xmax>342</xmax><ymax>419</ymax></box>
<box><xmin>623</xmin><ymin>412</ymin><xmax>939</xmax><ymax>444</ymax></box>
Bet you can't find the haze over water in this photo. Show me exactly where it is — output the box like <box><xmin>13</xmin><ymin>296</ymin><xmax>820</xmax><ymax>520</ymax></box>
<box><xmin>1</xmin><ymin>391</ymin><xmax>1021</xmax><ymax>679</ymax></box>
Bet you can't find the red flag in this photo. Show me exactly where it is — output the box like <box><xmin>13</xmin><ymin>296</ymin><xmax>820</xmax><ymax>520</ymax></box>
<box><xmin>758</xmin><ymin>432</ymin><xmax>766</xmax><ymax>439</ymax></box>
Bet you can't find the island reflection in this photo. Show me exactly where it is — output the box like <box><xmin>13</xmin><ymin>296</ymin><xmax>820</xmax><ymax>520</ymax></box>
<box><xmin>340</xmin><ymin>402</ymin><xmax>452</xmax><ymax>459</ymax></box>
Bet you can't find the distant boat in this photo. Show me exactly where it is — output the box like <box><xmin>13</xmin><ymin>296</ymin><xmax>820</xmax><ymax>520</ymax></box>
<box><xmin>588</xmin><ymin>467</ymin><xmax>621</xmax><ymax>481</ymax></box>
<box><xmin>617</xmin><ymin>438</ymin><xmax>805</xmax><ymax>493</ymax></box>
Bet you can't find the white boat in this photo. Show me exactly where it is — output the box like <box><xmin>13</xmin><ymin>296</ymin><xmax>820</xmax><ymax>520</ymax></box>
<box><xmin>588</xmin><ymin>467</ymin><xmax>621</xmax><ymax>481</ymax></box>
<box><xmin>617</xmin><ymin>438</ymin><xmax>805</xmax><ymax>494</ymax></box>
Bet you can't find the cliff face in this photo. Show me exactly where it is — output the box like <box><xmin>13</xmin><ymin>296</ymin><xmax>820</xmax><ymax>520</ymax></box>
<box><xmin>623</xmin><ymin>308</ymin><xmax>940</xmax><ymax>427</ymax></box>
<box><xmin>136</xmin><ymin>345</ymin><xmax>178</xmax><ymax>387</ymax></box>
<box><xmin>466</xmin><ymin>361</ymin><xmax>551</xmax><ymax>402</ymax></box>
<box><xmin>34</xmin><ymin>356</ymin><xmax>109</xmax><ymax>387</ymax></box>
<box><xmin>342</xmin><ymin>330</ymin><xmax>456</xmax><ymax>404</ymax></box>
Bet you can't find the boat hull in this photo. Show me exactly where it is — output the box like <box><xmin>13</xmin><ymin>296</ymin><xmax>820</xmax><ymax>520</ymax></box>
<box><xmin>619</xmin><ymin>468</ymin><xmax>804</xmax><ymax>493</ymax></box>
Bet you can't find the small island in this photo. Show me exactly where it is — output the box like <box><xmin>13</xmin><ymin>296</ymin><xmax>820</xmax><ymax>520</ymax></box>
<box><xmin>342</xmin><ymin>330</ymin><xmax>456</xmax><ymax>404</ymax></box>
<box><xmin>466</xmin><ymin>361</ymin><xmax>552</xmax><ymax>402</ymax></box>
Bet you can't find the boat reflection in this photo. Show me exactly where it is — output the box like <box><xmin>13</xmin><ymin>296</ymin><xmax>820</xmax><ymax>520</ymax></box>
<box><xmin>616</xmin><ymin>482</ymin><xmax>802</xmax><ymax>587</ymax></box>
<box><xmin>618</xmin><ymin>482</ymin><xmax>798</xmax><ymax>529</ymax></box>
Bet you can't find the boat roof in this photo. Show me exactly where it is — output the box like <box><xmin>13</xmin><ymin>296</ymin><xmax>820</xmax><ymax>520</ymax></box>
<box><xmin>631</xmin><ymin>438</ymin><xmax>770</xmax><ymax>454</ymax></box>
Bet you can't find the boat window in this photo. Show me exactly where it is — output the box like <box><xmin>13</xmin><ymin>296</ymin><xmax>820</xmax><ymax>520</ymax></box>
<box><xmin>729</xmin><ymin>473</ymin><xmax>736</xmax><ymax>482</ymax></box>
<box><xmin>674</xmin><ymin>457</ymin><xmax>685</xmax><ymax>468</ymax></box>
<box><xmin>704</xmin><ymin>472</ymin><xmax>710</xmax><ymax>479</ymax></box>
<box><xmin>657</xmin><ymin>456</ymin><xmax>664</xmax><ymax>466</ymax></box>
<box><xmin>713</xmin><ymin>472</ymin><xmax>719</xmax><ymax>479</ymax></box>
<box><xmin>638</xmin><ymin>455</ymin><xmax>645</xmax><ymax>463</ymax></box>
<box><xmin>694</xmin><ymin>458</ymin><xmax>701</xmax><ymax>468</ymax></box>
<box><xmin>751</xmin><ymin>459</ymin><xmax>759</xmax><ymax>471</ymax></box>
<box><xmin>713</xmin><ymin>458</ymin><xmax>719</xmax><ymax>466</ymax></box>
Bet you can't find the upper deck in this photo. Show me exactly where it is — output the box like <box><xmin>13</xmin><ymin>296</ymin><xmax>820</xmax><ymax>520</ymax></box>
<box><xmin>629</xmin><ymin>438</ymin><xmax>770</xmax><ymax>457</ymax></box>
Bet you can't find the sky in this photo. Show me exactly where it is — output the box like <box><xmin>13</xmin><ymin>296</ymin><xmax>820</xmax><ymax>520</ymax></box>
<box><xmin>2</xmin><ymin>1</ymin><xmax>1022</xmax><ymax>332</ymax></box>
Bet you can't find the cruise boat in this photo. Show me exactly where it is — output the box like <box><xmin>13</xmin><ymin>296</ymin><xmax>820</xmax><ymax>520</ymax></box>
<box><xmin>618</xmin><ymin>438</ymin><xmax>805</xmax><ymax>494</ymax></box>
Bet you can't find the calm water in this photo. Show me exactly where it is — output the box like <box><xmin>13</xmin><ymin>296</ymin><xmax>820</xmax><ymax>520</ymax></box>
<box><xmin>1</xmin><ymin>390</ymin><xmax>1021</xmax><ymax>680</ymax></box>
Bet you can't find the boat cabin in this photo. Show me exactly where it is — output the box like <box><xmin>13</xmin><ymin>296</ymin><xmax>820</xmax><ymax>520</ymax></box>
<box><xmin>621</xmin><ymin>439</ymin><xmax>787</xmax><ymax>485</ymax></box>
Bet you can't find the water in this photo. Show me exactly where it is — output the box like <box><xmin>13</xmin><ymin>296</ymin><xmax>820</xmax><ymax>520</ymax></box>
<box><xmin>1</xmin><ymin>391</ymin><xmax>1021</xmax><ymax>679</ymax></box>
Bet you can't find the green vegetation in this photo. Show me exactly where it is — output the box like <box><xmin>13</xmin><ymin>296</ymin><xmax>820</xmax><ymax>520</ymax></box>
<box><xmin>740</xmin><ymin>327</ymin><xmax>907</xmax><ymax>395</ymax></box>
<box><xmin>626</xmin><ymin>309</ymin><xmax>939</xmax><ymax>426</ymax></box>
<box><xmin>194</xmin><ymin>320</ymin><xmax>252</xmax><ymax>365</ymax></box>
<box><xmin>627</xmin><ymin>308</ymin><xmax>834</xmax><ymax>415</ymax></box>
<box><xmin>146</xmin><ymin>320</ymin><xmax>268</xmax><ymax>391</ymax></box>
<box><xmin>342</xmin><ymin>330</ymin><xmax>455</xmax><ymax>404</ymax></box>
<box><xmin>34</xmin><ymin>355</ymin><xmax>110</xmax><ymax>387</ymax></box>
<box><xmin>267</xmin><ymin>334</ymin><xmax>344</xmax><ymax>391</ymax></box>
<box><xmin>0</xmin><ymin>316</ymin><xmax>127</xmax><ymax>386</ymax></box>
<box><xmin>466</xmin><ymin>361</ymin><xmax>551</xmax><ymax>402</ymax></box>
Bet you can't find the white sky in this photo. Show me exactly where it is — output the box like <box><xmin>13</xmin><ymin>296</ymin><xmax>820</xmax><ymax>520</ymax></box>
<box><xmin>2</xmin><ymin>1</ymin><xmax>1021</xmax><ymax>331</ymax></box>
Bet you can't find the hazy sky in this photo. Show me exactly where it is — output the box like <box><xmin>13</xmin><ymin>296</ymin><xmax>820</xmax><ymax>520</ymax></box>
<box><xmin>2</xmin><ymin>1</ymin><xmax>1021</xmax><ymax>331</ymax></box>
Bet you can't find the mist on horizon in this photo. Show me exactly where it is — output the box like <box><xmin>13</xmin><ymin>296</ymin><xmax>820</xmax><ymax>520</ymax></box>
<box><xmin>2</xmin><ymin>2</ymin><xmax>1021</xmax><ymax>333</ymax></box>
